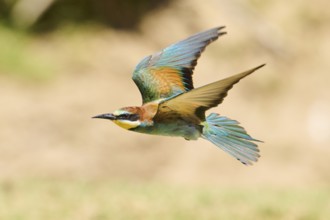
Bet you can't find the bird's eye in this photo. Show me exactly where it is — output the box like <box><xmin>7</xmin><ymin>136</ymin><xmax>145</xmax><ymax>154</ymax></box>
<box><xmin>118</xmin><ymin>113</ymin><xmax>139</xmax><ymax>121</ymax></box>
<box><xmin>119</xmin><ymin>113</ymin><xmax>130</xmax><ymax>119</ymax></box>
<box><xmin>128</xmin><ymin>114</ymin><xmax>140</xmax><ymax>121</ymax></box>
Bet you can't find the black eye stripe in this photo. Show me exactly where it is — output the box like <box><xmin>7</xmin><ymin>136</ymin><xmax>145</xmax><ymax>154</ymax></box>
<box><xmin>128</xmin><ymin>114</ymin><xmax>140</xmax><ymax>121</ymax></box>
<box><xmin>119</xmin><ymin>113</ymin><xmax>129</xmax><ymax>119</ymax></box>
<box><xmin>118</xmin><ymin>113</ymin><xmax>139</xmax><ymax>121</ymax></box>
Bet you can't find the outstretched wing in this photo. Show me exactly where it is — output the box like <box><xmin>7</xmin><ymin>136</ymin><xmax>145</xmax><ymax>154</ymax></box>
<box><xmin>132</xmin><ymin>27</ymin><xmax>226</xmax><ymax>104</ymax></box>
<box><xmin>156</xmin><ymin>64</ymin><xmax>265</xmax><ymax>123</ymax></box>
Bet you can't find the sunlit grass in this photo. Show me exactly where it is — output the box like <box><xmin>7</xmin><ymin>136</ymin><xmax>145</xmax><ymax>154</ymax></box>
<box><xmin>0</xmin><ymin>179</ymin><xmax>329</xmax><ymax>220</ymax></box>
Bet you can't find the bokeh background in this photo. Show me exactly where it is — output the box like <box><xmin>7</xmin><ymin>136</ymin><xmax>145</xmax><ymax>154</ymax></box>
<box><xmin>1</xmin><ymin>0</ymin><xmax>329</xmax><ymax>219</ymax></box>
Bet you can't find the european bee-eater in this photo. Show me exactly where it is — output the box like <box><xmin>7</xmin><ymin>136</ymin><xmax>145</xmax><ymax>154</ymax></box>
<box><xmin>93</xmin><ymin>26</ymin><xmax>265</xmax><ymax>165</ymax></box>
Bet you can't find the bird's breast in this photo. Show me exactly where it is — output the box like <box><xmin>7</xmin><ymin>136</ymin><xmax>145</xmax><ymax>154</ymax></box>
<box><xmin>132</xmin><ymin>120</ymin><xmax>202</xmax><ymax>140</ymax></box>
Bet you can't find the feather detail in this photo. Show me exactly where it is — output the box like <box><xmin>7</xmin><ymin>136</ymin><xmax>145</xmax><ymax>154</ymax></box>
<box><xmin>157</xmin><ymin>64</ymin><xmax>265</xmax><ymax>121</ymax></box>
<box><xmin>202</xmin><ymin>113</ymin><xmax>261</xmax><ymax>165</ymax></box>
<box><xmin>133</xmin><ymin>27</ymin><xmax>226</xmax><ymax>104</ymax></box>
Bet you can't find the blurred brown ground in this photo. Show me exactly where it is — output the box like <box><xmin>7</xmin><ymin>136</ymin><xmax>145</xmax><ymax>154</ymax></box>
<box><xmin>0</xmin><ymin>0</ymin><xmax>330</xmax><ymax>188</ymax></box>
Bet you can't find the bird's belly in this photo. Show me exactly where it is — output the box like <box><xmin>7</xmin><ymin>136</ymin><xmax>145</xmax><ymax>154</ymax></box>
<box><xmin>132</xmin><ymin>122</ymin><xmax>202</xmax><ymax>140</ymax></box>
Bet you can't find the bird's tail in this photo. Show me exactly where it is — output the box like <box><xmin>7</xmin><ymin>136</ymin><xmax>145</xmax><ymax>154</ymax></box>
<box><xmin>201</xmin><ymin>113</ymin><xmax>261</xmax><ymax>165</ymax></box>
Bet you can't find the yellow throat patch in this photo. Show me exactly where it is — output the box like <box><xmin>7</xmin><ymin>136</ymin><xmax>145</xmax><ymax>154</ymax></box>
<box><xmin>113</xmin><ymin>119</ymin><xmax>140</xmax><ymax>130</ymax></box>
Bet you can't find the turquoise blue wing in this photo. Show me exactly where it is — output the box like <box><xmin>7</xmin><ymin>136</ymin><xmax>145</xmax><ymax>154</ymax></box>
<box><xmin>132</xmin><ymin>27</ymin><xmax>226</xmax><ymax>104</ymax></box>
<box><xmin>202</xmin><ymin>113</ymin><xmax>261</xmax><ymax>165</ymax></box>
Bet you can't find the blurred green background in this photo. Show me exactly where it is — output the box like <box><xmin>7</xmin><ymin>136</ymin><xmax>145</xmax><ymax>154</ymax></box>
<box><xmin>1</xmin><ymin>0</ymin><xmax>330</xmax><ymax>219</ymax></box>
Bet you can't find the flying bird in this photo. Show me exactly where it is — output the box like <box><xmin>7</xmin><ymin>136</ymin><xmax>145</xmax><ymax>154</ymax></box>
<box><xmin>93</xmin><ymin>27</ymin><xmax>265</xmax><ymax>165</ymax></box>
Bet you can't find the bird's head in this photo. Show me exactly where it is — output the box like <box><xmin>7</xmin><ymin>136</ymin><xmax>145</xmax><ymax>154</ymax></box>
<box><xmin>92</xmin><ymin>107</ymin><xmax>141</xmax><ymax>130</ymax></box>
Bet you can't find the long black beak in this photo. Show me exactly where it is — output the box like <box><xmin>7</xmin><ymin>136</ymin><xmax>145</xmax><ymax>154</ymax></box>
<box><xmin>92</xmin><ymin>113</ymin><xmax>116</xmax><ymax>120</ymax></box>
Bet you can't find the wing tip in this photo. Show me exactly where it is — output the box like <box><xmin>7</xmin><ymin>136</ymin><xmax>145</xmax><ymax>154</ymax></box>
<box><xmin>253</xmin><ymin>63</ymin><xmax>266</xmax><ymax>71</ymax></box>
<box><xmin>214</xmin><ymin>26</ymin><xmax>227</xmax><ymax>38</ymax></box>
<box><xmin>215</xmin><ymin>26</ymin><xmax>227</xmax><ymax>38</ymax></box>
<box><xmin>240</xmin><ymin>63</ymin><xmax>266</xmax><ymax>78</ymax></box>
